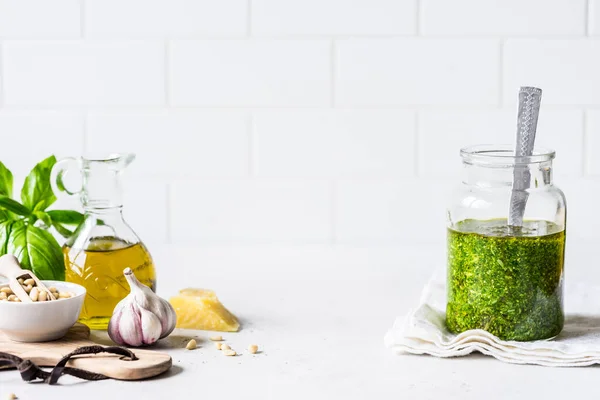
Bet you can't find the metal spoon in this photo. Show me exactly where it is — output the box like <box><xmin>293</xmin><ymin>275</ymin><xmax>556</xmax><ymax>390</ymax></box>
<box><xmin>508</xmin><ymin>86</ymin><xmax>542</xmax><ymax>227</ymax></box>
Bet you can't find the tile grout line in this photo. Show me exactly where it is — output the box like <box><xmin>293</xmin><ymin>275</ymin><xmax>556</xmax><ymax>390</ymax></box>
<box><xmin>587</xmin><ymin>0</ymin><xmax>592</xmax><ymax>36</ymax></box>
<box><xmin>0</xmin><ymin>34</ymin><xmax>593</xmax><ymax>41</ymax></box>
<box><xmin>415</xmin><ymin>0</ymin><xmax>421</xmax><ymax>35</ymax></box>
<box><xmin>330</xmin><ymin>180</ymin><xmax>337</xmax><ymax>245</ymax></box>
<box><xmin>82</xmin><ymin>111</ymin><xmax>88</xmax><ymax>154</ymax></box>
<box><xmin>0</xmin><ymin>104</ymin><xmax>593</xmax><ymax>111</ymax></box>
<box><xmin>165</xmin><ymin>40</ymin><xmax>171</xmax><ymax>107</ymax></box>
<box><xmin>582</xmin><ymin>109</ymin><xmax>588</xmax><ymax>176</ymax></box>
<box><xmin>80</xmin><ymin>0</ymin><xmax>85</xmax><ymax>37</ymax></box>
<box><xmin>330</xmin><ymin>39</ymin><xmax>336</xmax><ymax>107</ymax></box>
<box><xmin>165</xmin><ymin>181</ymin><xmax>172</xmax><ymax>244</ymax></box>
<box><xmin>498</xmin><ymin>39</ymin><xmax>504</xmax><ymax>107</ymax></box>
<box><xmin>414</xmin><ymin>111</ymin><xmax>420</xmax><ymax>177</ymax></box>
<box><xmin>247</xmin><ymin>0</ymin><xmax>252</xmax><ymax>36</ymax></box>
<box><xmin>248</xmin><ymin>113</ymin><xmax>255</xmax><ymax>176</ymax></box>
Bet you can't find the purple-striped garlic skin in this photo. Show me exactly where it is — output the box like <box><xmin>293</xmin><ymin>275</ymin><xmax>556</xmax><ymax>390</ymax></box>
<box><xmin>108</xmin><ymin>268</ymin><xmax>176</xmax><ymax>347</ymax></box>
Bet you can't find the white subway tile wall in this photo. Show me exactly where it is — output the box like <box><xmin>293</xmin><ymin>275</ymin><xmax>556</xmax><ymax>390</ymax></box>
<box><xmin>3</xmin><ymin>41</ymin><xmax>165</xmax><ymax>106</ymax></box>
<box><xmin>169</xmin><ymin>40</ymin><xmax>331</xmax><ymax>106</ymax></box>
<box><xmin>0</xmin><ymin>0</ymin><xmax>597</xmax><ymax>253</ymax></box>
<box><xmin>335</xmin><ymin>39</ymin><xmax>499</xmax><ymax>106</ymax></box>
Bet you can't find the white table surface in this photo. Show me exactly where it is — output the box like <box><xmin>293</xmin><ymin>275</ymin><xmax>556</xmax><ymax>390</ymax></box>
<box><xmin>2</xmin><ymin>242</ymin><xmax>600</xmax><ymax>399</ymax></box>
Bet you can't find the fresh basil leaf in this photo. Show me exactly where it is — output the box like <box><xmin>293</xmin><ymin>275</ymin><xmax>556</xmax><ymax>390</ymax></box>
<box><xmin>33</xmin><ymin>211</ymin><xmax>52</xmax><ymax>228</ymax></box>
<box><xmin>6</xmin><ymin>220</ymin><xmax>65</xmax><ymax>281</ymax></box>
<box><xmin>21</xmin><ymin>155</ymin><xmax>57</xmax><ymax>212</ymax></box>
<box><xmin>0</xmin><ymin>210</ymin><xmax>9</xmax><ymax>221</ymax></box>
<box><xmin>47</xmin><ymin>210</ymin><xmax>85</xmax><ymax>226</ymax></box>
<box><xmin>0</xmin><ymin>161</ymin><xmax>13</xmax><ymax>197</ymax></box>
<box><xmin>52</xmin><ymin>222</ymin><xmax>74</xmax><ymax>239</ymax></box>
<box><xmin>0</xmin><ymin>220</ymin><xmax>13</xmax><ymax>254</ymax></box>
<box><xmin>0</xmin><ymin>195</ymin><xmax>31</xmax><ymax>216</ymax></box>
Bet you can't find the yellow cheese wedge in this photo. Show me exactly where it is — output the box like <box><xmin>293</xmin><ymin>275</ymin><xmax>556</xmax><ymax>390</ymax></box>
<box><xmin>169</xmin><ymin>288</ymin><xmax>240</xmax><ymax>332</ymax></box>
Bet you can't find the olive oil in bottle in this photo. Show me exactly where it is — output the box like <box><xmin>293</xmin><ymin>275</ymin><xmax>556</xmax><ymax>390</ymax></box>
<box><xmin>52</xmin><ymin>153</ymin><xmax>157</xmax><ymax>330</ymax></box>
<box><xmin>63</xmin><ymin>237</ymin><xmax>156</xmax><ymax>330</ymax></box>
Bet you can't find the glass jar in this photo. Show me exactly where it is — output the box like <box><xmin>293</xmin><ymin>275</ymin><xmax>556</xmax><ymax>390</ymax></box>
<box><xmin>51</xmin><ymin>154</ymin><xmax>156</xmax><ymax>330</ymax></box>
<box><xmin>446</xmin><ymin>145</ymin><xmax>566</xmax><ymax>341</ymax></box>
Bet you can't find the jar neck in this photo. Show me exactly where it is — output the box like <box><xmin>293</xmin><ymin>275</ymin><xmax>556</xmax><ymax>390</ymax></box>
<box><xmin>80</xmin><ymin>167</ymin><xmax>124</xmax><ymax>209</ymax></box>
<box><xmin>84</xmin><ymin>206</ymin><xmax>125</xmax><ymax>223</ymax></box>
<box><xmin>462</xmin><ymin>160</ymin><xmax>553</xmax><ymax>188</ymax></box>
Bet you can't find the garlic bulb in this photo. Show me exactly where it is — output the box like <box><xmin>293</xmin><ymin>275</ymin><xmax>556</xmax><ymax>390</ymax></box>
<box><xmin>108</xmin><ymin>268</ymin><xmax>176</xmax><ymax>347</ymax></box>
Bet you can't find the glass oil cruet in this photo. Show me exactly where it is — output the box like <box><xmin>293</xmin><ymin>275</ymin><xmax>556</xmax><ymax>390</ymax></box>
<box><xmin>51</xmin><ymin>154</ymin><xmax>156</xmax><ymax>330</ymax></box>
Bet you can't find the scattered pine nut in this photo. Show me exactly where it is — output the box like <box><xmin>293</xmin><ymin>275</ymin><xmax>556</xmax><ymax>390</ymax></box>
<box><xmin>7</xmin><ymin>393</ymin><xmax>17</xmax><ymax>400</ymax></box>
<box><xmin>223</xmin><ymin>350</ymin><xmax>236</xmax><ymax>357</ymax></box>
<box><xmin>215</xmin><ymin>342</ymin><xmax>222</xmax><ymax>350</ymax></box>
<box><xmin>248</xmin><ymin>344</ymin><xmax>259</xmax><ymax>354</ymax></box>
<box><xmin>209</xmin><ymin>335</ymin><xmax>223</xmax><ymax>341</ymax></box>
<box><xmin>221</xmin><ymin>344</ymin><xmax>231</xmax><ymax>351</ymax></box>
<box><xmin>186</xmin><ymin>339</ymin><xmax>197</xmax><ymax>350</ymax></box>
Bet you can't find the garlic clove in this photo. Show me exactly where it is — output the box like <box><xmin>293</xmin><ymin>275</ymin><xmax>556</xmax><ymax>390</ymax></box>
<box><xmin>139</xmin><ymin>306</ymin><xmax>163</xmax><ymax>345</ymax></box>
<box><xmin>116</xmin><ymin>303</ymin><xmax>144</xmax><ymax>347</ymax></box>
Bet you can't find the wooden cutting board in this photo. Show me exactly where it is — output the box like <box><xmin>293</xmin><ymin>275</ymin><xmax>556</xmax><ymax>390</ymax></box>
<box><xmin>0</xmin><ymin>324</ymin><xmax>172</xmax><ymax>380</ymax></box>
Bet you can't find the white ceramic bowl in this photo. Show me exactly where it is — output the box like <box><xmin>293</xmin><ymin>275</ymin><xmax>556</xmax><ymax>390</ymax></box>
<box><xmin>0</xmin><ymin>280</ymin><xmax>86</xmax><ymax>342</ymax></box>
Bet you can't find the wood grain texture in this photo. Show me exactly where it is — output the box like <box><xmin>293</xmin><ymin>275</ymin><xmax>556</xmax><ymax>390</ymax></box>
<box><xmin>0</xmin><ymin>323</ymin><xmax>172</xmax><ymax>380</ymax></box>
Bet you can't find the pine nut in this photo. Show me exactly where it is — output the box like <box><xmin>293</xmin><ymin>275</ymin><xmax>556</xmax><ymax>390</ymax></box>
<box><xmin>7</xmin><ymin>393</ymin><xmax>17</xmax><ymax>400</ymax></box>
<box><xmin>0</xmin><ymin>287</ymin><xmax>12</xmax><ymax>294</ymax></box>
<box><xmin>17</xmin><ymin>278</ymin><xmax>24</xmax><ymax>285</ymax></box>
<box><xmin>48</xmin><ymin>287</ymin><xmax>57</xmax><ymax>293</ymax></box>
<box><xmin>223</xmin><ymin>350</ymin><xmax>236</xmax><ymax>357</ymax></box>
<box><xmin>209</xmin><ymin>335</ymin><xmax>223</xmax><ymax>341</ymax></box>
<box><xmin>221</xmin><ymin>344</ymin><xmax>231</xmax><ymax>351</ymax></box>
<box><xmin>186</xmin><ymin>339</ymin><xmax>197</xmax><ymax>350</ymax></box>
<box><xmin>248</xmin><ymin>344</ymin><xmax>259</xmax><ymax>354</ymax></box>
<box><xmin>13</xmin><ymin>298</ymin><xmax>21</xmax><ymax>303</ymax></box>
<box><xmin>7</xmin><ymin>295</ymin><xmax>17</xmax><ymax>301</ymax></box>
<box><xmin>58</xmin><ymin>292</ymin><xmax>72</xmax><ymax>299</ymax></box>
<box><xmin>38</xmin><ymin>290</ymin><xmax>47</xmax><ymax>302</ymax></box>
<box><xmin>0</xmin><ymin>292</ymin><xmax>6</xmax><ymax>300</ymax></box>
<box><xmin>215</xmin><ymin>342</ymin><xmax>222</xmax><ymax>350</ymax></box>
<box><xmin>23</xmin><ymin>285</ymin><xmax>32</xmax><ymax>293</ymax></box>
<box><xmin>23</xmin><ymin>278</ymin><xmax>35</xmax><ymax>286</ymax></box>
<box><xmin>29</xmin><ymin>287</ymin><xmax>39</xmax><ymax>301</ymax></box>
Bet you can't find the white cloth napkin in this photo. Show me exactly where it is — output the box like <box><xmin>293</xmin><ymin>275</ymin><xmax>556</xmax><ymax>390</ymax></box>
<box><xmin>384</xmin><ymin>270</ymin><xmax>600</xmax><ymax>367</ymax></box>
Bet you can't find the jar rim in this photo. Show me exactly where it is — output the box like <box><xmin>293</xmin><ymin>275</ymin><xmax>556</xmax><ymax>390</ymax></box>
<box><xmin>460</xmin><ymin>144</ymin><xmax>555</xmax><ymax>166</ymax></box>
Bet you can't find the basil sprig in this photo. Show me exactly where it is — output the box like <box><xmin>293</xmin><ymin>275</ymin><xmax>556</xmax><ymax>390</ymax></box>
<box><xmin>0</xmin><ymin>156</ymin><xmax>84</xmax><ymax>281</ymax></box>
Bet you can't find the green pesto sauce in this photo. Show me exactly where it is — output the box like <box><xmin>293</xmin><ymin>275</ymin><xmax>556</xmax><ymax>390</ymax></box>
<box><xmin>446</xmin><ymin>219</ymin><xmax>565</xmax><ymax>341</ymax></box>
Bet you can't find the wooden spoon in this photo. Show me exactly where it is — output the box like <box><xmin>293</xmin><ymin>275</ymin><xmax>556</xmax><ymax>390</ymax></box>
<box><xmin>0</xmin><ymin>254</ymin><xmax>56</xmax><ymax>303</ymax></box>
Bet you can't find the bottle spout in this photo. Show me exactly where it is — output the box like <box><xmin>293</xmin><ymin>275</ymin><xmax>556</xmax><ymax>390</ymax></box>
<box><xmin>80</xmin><ymin>153</ymin><xmax>135</xmax><ymax>209</ymax></box>
<box><xmin>83</xmin><ymin>153</ymin><xmax>136</xmax><ymax>171</ymax></box>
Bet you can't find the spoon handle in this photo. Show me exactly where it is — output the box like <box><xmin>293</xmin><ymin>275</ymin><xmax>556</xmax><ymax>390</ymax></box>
<box><xmin>508</xmin><ymin>86</ymin><xmax>542</xmax><ymax>227</ymax></box>
<box><xmin>0</xmin><ymin>254</ymin><xmax>25</xmax><ymax>279</ymax></box>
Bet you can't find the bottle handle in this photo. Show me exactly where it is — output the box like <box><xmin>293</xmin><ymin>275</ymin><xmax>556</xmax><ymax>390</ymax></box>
<box><xmin>51</xmin><ymin>157</ymin><xmax>83</xmax><ymax>197</ymax></box>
